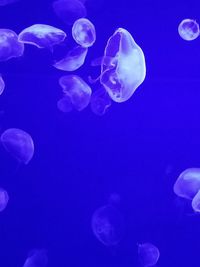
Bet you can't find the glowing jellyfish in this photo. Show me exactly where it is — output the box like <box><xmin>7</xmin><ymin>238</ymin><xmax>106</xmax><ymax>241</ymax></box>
<box><xmin>18</xmin><ymin>24</ymin><xmax>66</xmax><ymax>49</ymax></box>
<box><xmin>52</xmin><ymin>0</ymin><xmax>87</xmax><ymax>25</ymax></box>
<box><xmin>91</xmin><ymin>204</ymin><xmax>124</xmax><ymax>246</ymax></box>
<box><xmin>90</xmin><ymin>87</ymin><xmax>111</xmax><ymax>116</ymax></box>
<box><xmin>138</xmin><ymin>243</ymin><xmax>160</xmax><ymax>267</ymax></box>
<box><xmin>0</xmin><ymin>188</ymin><xmax>9</xmax><ymax>212</ymax></box>
<box><xmin>72</xmin><ymin>18</ymin><xmax>96</xmax><ymax>48</ymax></box>
<box><xmin>0</xmin><ymin>75</ymin><xmax>5</xmax><ymax>95</ymax></box>
<box><xmin>191</xmin><ymin>190</ymin><xmax>200</xmax><ymax>213</ymax></box>
<box><xmin>173</xmin><ymin>168</ymin><xmax>200</xmax><ymax>200</ymax></box>
<box><xmin>23</xmin><ymin>249</ymin><xmax>48</xmax><ymax>267</ymax></box>
<box><xmin>98</xmin><ymin>28</ymin><xmax>146</xmax><ymax>103</ymax></box>
<box><xmin>1</xmin><ymin>128</ymin><xmax>34</xmax><ymax>165</ymax></box>
<box><xmin>59</xmin><ymin>75</ymin><xmax>92</xmax><ymax>111</ymax></box>
<box><xmin>57</xmin><ymin>95</ymin><xmax>73</xmax><ymax>113</ymax></box>
<box><xmin>0</xmin><ymin>29</ymin><xmax>24</xmax><ymax>61</ymax></box>
<box><xmin>178</xmin><ymin>19</ymin><xmax>200</xmax><ymax>41</ymax></box>
<box><xmin>53</xmin><ymin>46</ymin><xmax>88</xmax><ymax>71</ymax></box>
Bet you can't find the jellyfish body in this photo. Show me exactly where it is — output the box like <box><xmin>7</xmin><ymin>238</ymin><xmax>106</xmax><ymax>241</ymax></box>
<box><xmin>53</xmin><ymin>46</ymin><xmax>88</xmax><ymax>71</ymax></box>
<box><xmin>178</xmin><ymin>19</ymin><xmax>200</xmax><ymax>41</ymax></box>
<box><xmin>91</xmin><ymin>204</ymin><xmax>124</xmax><ymax>246</ymax></box>
<box><xmin>173</xmin><ymin>168</ymin><xmax>200</xmax><ymax>200</ymax></box>
<box><xmin>0</xmin><ymin>188</ymin><xmax>9</xmax><ymax>212</ymax></box>
<box><xmin>1</xmin><ymin>128</ymin><xmax>34</xmax><ymax>165</ymax></box>
<box><xmin>52</xmin><ymin>0</ymin><xmax>87</xmax><ymax>25</ymax></box>
<box><xmin>0</xmin><ymin>29</ymin><xmax>24</xmax><ymax>61</ymax></box>
<box><xmin>23</xmin><ymin>249</ymin><xmax>48</xmax><ymax>267</ymax></box>
<box><xmin>138</xmin><ymin>243</ymin><xmax>160</xmax><ymax>267</ymax></box>
<box><xmin>57</xmin><ymin>95</ymin><xmax>73</xmax><ymax>113</ymax></box>
<box><xmin>0</xmin><ymin>75</ymin><xmax>5</xmax><ymax>95</ymax></box>
<box><xmin>59</xmin><ymin>75</ymin><xmax>92</xmax><ymax>111</ymax></box>
<box><xmin>99</xmin><ymin>28</ymin><xmax>146</xmax><ymax>103</ymax></box>
<box><xmin>72</xmin><ymin>18</ymin><xmax>96</xmax><ymax>48</ymax></box>
<box><xmin>191</xmin><ymin>190</ymin><xmax>200</xmax><ymax>213</ymax></box>
<box><xmin>90</xmin><ymin>87</ymin><xmax>111</xmax><ymax>116</ymax></box>
<box><xmin>18</xmin><ymin>24</ymin><xmax>66</xmax><ymax>49</ymax></box>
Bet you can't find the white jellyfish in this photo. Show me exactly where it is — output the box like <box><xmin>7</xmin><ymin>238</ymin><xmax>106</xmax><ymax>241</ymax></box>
<box><xmin>90</xmin><ymin>87</ymin><xmax>111</xmax><ymax>116</ymax></box>
<box><xmin>23</xmin><ymin>249</ymin><xmax>48</xmax><ymax>267</ymax></box>
<box><xmin>138</xmin><ymin>242</ymin><xmax>160</xmax><ymax>267</ymax></box>
<box><xmin>0</xmin><ymin>75</ymin><xmax>5</xmax><ymax>95</ymax></box>
<box><xmin>72</xmin><ymin>18</ymin><xmax>96</xmax><ymax>48</ymax></box>
<box><xmin>191</xmin><ymin>190</ymin><xmax>200</xmax><ymax>213</ymax></box>
<box><xmin>0</xmin><ymin>188</ymin><xmax>9</xmax><ymax>212</ymax></box>
<box><xmin>57</xmin><ymin>95</ymin><xmax>73</xmax><ymax>113</ymax></box>
<box><xmin>178</xmin><ymin>19</ymin><xmax>200</xmax><ymax>41</ymax></box>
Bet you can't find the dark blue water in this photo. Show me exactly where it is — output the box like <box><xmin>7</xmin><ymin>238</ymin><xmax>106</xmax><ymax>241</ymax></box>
<box><xmin>0</xmin><ymin>0</ymin><xmax>200</xmax><ymax>267</ymax></box>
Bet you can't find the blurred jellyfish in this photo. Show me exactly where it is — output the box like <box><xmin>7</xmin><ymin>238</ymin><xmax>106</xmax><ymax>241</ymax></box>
<box><xmin>1</xmin><ymin>128</ymin><xmax>34</xmax><ymax>165</ymax></box>
<box><xmin>59</xmin><ymin>75</ymin><xmax>92</xmax><ymax>111</ymax></box>
<box><xmin>192</xmin><ymin>190</ymin><xmax>200</xmax><ymax>213</ymax></box>
<box><xmin>57</xmin><ymin>95</ymin><xmax>73</xmax><ymax>113</ymax></box>
<box><xmin>90</xmin><ymin>87</ymin><xmax>111</xmax><ymax>116</ymax></box>
<box><xmin>138</xmin><ymin>242</ymin><xmax>160</xmax><ymax>267</ymax></box>
<box><xmin>98</xmin><ymin>28</ymin><xmax>146</xmax><ymax>103</ymax></box>
<box><xmin>0</xmin><ymin>0</ymin><xmax>19</xmax><ymax>6</ymax></box>
<box><xmin>72</xmin><ymin>18</ymin><xmax>96</xmax><ymax>48</ymax></box>
<box><xmin>53</xmin><ymin>46</ymin><xmax>88</xmax><ymax>71</ymax></box>
<box><xmin>0</xmin><ymin>75</ymin><xmax>5</xmax><ymax>95</ymax></box>
<box><xmin>0</xmin><ymin>29</ymin><xmax>24</xmax><ymax>61</ymax></box>
<box><xmin>18</xmin><ymin>24</ymin><xmax>66</xmax><ymax>49</ymax></box>
<box><xmin>0</xmin><ymin>188</ymin><xmax>9</xmax><ymax>212</ymax></box>
<box><xmin>23</xmin><ymin>249</ymin><xmax>48</xmax><ymax>267</ymax></box>
<box><xmin>52</xmin><ymin>0</ymin><xmax>87</xmax><ymax>25</ymax></box>
<box><xmin>173</xmin><ymin>168</ymin><xmax>200</xmax><ymax>200</ymax></box>
<box><xmin>178</xmin><ymin>19</ymin><xmax>199</xmax><ymax>41</ymax></box>
<box><xmin>91</xmin><ymin>204</ymin><xmax>124</xmax><ymax>246</ymax></box>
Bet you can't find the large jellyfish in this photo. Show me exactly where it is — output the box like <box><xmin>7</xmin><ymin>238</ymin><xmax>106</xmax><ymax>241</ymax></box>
<box><xmin>18</xmin><ymin>24</ymin><xmax>66</xmax><ymax>49</ymax></box>
<box><xmin>98</xmin><ymin>28</ymin><xmax>146</xmax><ymax>103</ymax></box>
<box><xmin>138</xmin><ymin>243</ymin><xmax>160</xmax><ymax>267</ymax></box>
<box><xmin>0</xmin><ymin>75</ymin><xmax>5</xmax><ymax>95</ymax></box>
<box><xmin>0</xmin><ymin>29</ymin><xmax>24</xmax><ymax>61</ymax></box>
<box><xmin>57</xmin><ymin>95</ymin><xmax>73</xmax><ymax>113</ymax></box>
<box><xmin>0</xmin><ymin>188</ymin><xmax>9</xmax><ymax>212</ymax></box>
<box><xmin>53</xmin><ymin>46</ymin><xmax>88</xmax><ymax>71</ymax></box>
<box><xmin>52</xmin><ymin>0</ymin><xmax>87</xmax><ymax>25</ymax></box>
<box><xmin>90</xmin><ymin>87</ymin><xmax>111</xmax><ymax>116</ymax></box>
<box><xmin>72</xmin><ymin>18</ymin><xmax>96</xmax><ymax>48</ymax></box>
<box><xmin>23</xmin><ymin>249</ymin><xmax>48</xmax><ymax>267</ymax></box>
<box><xmin>91</xmin><ymin>204</ymin><xmax>124</xmax><ymax>246</ymax></box>
<box><xmin>0</xmin><ymin>128</ymin><xmax>34</xmax><ymax>165</ymax></box>
<box><xmin>178</xmin><ymin>19</ymin><xmax>199</xmax><ymax>41</ymax></box>
<box><xmin>173</xmin><ymin>168</ymin><xmax>200</xmax><ymax>200</ymax></box>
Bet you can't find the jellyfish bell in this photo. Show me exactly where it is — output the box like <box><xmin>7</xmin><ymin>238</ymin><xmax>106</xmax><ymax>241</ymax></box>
<box><xmin>57</xmin><ymin>95</ymin><xmax>73</xmax><ymax>113</ymax></box>
<box><xmin>138</xmin><ymin>242</ymin><xmax>160</xmax><ymax>267</ymax></box>
<box><xmin>23</xmin><ymin>249</ymin><xmax>48</xmax><ymax>267</ymax></box>
<box><xmin>178</xmin><ymin>19</ymin><xmax>200</xmax><ymax>41</ymax></box>
<box><xmin>0</xmin><ymin>188</ymin><xmax>9</xmax><ymax>212</ymax></box>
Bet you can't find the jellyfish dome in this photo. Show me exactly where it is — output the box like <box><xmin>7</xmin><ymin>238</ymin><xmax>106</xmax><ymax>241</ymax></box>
<box><xmin>23</xmin><ymin>249</ymin><xmax>48</xmax><ymax>267</ymax></box>
<box><xmin>178</xmin><ymin>19</ymin><xmax>200</xmax><ymax>41</ymax></box>
<box><xmin>138</xmin><ymin>242</ymin><xmax>160</xmax><ymax>267</ymax></box>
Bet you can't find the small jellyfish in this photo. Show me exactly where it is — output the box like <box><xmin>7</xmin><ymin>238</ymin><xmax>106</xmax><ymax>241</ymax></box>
<box><xmin>18</xmin><ymin>24</ymin><xmax>66</xmax><ymax>49</ymax></box>
<box><xmin>178</xmin><ymin>19</ymin><xmax>200</xmax><ymax>41</ymax></box>
<box><xmin>0</xmin><ymin>188</ymin><xmax>9</xmax><ymax>212</ymax></box>
<box><xmin>52</xmin><ymin>0</ymin><xmax>87</xmax><ymax>25</ymax></box>
<box><xmin>57</xmin><ymin>95</ymin><xmax>73</xmax><ymax>113</ymax></box>
<box><xmin>23</xmin><ymin>249</ymin><xmax>48</xmax><ymax>267</ymax></box>
<box><xmin>173</xmin><ymin>168</ymin><xmax>200</xmax><ymax>200</ymax></box>
<box><xmin>59</xmin><ymin>75</ymin><xmax>92</xmax><ymax>111</ymax></box>
<box><xmin>91</xmin><ymin>204</ymin><xmax>124</xmax><ymax>246</ymax></box>
<box><xmin>0</xmin><ymin>29</ymin><xmax>24</xmax><ymax>61</ymax></box>
<box><xmin>72</xmin><ymin>18</ymin><xmax>96</xmax><ymax>48</ymax></box>
<box><xmin>53</xmin><ymin>46</ymin><xmax>88</xmax><ymax>71</ymax></box>
<box><xmin>1</xmin><ymin>128</ymin><xmax>34</xmax><ymax>165</ymax></box>
<box><xmin>138</xmin><ymin>242</ymin><xmax>160</xmax><ymax>267</ymax></box>
<box><xmin>192</xmin><ymin>190</ymin><xmax>200</xmax><ymax>213</ymax></box>
<box><xmin>90</xmin><ymin>87</ymin><xmax>111</xmax><ymax>116</ymax></box>
<box><xmin>0</xmin><ymin>75</ymin><xmax>5</xmax><ymax>95</ymax></box>
<box><xmin>99</xmin><ymin>28</ymin><xmax>146</xmax><ymax>103</ymax></box>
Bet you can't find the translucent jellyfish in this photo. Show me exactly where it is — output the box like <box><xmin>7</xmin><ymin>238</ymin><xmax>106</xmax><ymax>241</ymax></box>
<box><xmin>99</xmin><ymin>28</ymin><xmax>146</xmax><ymax>103</ymax></box>
<box><xmin>173</xmin><ymin>168</ymin><xmax>200</xmax><ymax>200</ymax></box>
<box><xmin>57</xmin><ymin>95</ymin><xmax>73</xmax><ymax>113</ymax></box>
<box><xmin>0</xmin><ymin>188</ymin><xmax>9</xmax><ymax>212</ymax></box>
<box><xmin>191</xmin><ymin>190</ymin><xmax>200</xmax><ymax>213</ymax></box>
<box><xmin>90</xmin><ymin>87</ymin><xmax>111</xmax><ymax>116</ymax></box>
<box><xmin>72</xmin><ymin>18</ymin><xmax>96</xmax><ymax>48</ymax></box>
<box><xmin>59</xmin><ymin>75</ymin><xmax>92</xmax><ymax>111</ymax></box>
<box><xmin>23</xmin><ymin>249</ymin><xmax>48</xmax><ymax>267</ymax></box>
<box><xmin>52</xmin><ymin>0</ymin><xmax>87</xmax><ymax>25</ymax></box>
<box><xmin>53</xmin><ymin>46</ymin><xmax>88</xmax><ymax>71</ymax></box>
<box><xmin>0</xmin><ymin>128</ymin><xmax>34</xmax><ymax>165</ymax></box>
<box><xmin>0</xmin><ymin>29</ymin><xmax>24</xmax><ymax>61</ymax></box>
<box><xmin>178</xmin><ymin>19</ymin><xmax>200</xmax><ymax>41</ymax></box>
<box><xmin>138</xmin><ymin>243</ymin><xmax>160</xmax><ymax>267</ymax></box>
<box><xmin>18</xmin><ymin>24</ymin><xmax>66</xmax><ymax>49</ymax></box>
<box><xmin>91</xmin><ymin>204</ymin><xmax>124</xmax><ymax>246</ymax></box>
<box><xmin>0</xmin><ymin>75</ymin><xmax>5</xmax><ymax>95</ymax></box>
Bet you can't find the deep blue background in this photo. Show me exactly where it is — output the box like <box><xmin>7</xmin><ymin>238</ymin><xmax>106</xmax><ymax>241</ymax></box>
<box><xmin>0</xmin><ymin>0</ymin><xmax>200</xmax><ymax>266</ymax></box>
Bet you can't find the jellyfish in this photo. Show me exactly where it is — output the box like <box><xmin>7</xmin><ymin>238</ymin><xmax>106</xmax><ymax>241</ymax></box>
<box><xmin>178</xmin><ymin>19</ymin><xmax>200</xmax><ymax>41</ymax></box>
<box><xmin>18</xmin><ymin>24</ymin><xmax>66</xmax><ymax>49</ymax></box>
<box><xmin>59</xmin><ymin>75</ymin><xmax>92</xmax><ymax>111</ymax></box>
<box><xmin>98</xmin><ymin>28</ymin><xmax>146</xmax><ymax>103</ymax></box>
<box><xmin>0</xmin><ymin>188</ymin><xmax>9</xmax><ymax>212</ymax></box>
<box><xmin>91</xmin><ymin>204</ymin><xmax>124</xmax><ymax>246</ymax></box>
<box><xmin>72</xmin><ymin>18</ymin><xmax>96</xmax><ymax>48</ymax></box>
<box><xmin>0</xmin><ymin>29</ymin><xmax>24</xmax><ymax>61</ymax></box>
<box><xmin>0</xmin><ymin>128</ymin><xmax>34</xmax><ymax>165</ymax></box>
<box><xmin>53</xmin><ymin>46</ymin><xmax>88</xmax><ymax>71</ymax></box>
<box><xmin>90</xmin><ymin>87</ymin><xmax>111</xmax><ymax>116</ymax></box>
<box><xmin>57</xmin><ymin>95</ymin><xmax>73</xmax><ymax>113</ymax></box>
<box><xmin>138</xmin><ymin>243</ymin><xmax>160</xmax><ymax>267</ymax></box>
<box><xmin>191</xmin><ymin>190</ymin><xmax>200</xmax><ymax>213</ymax></box>
<box><xmin>0</xmin><ymin>75</ymin><xmax>5</xmax><ymax>95</ymax></box>
<box><xmin>23</xmin><ymin>249</ymin><xmax>48</xmax><ymax>267</ymax></box>
<box><xmin>173</xmin><ymin>168</ymin><xmax>200</xmax><ymax>200</ymax></box>
<box><xmin>52</xmin><ymin>0</ymin><xmax>87</xmax><ymax>25</ymax></box>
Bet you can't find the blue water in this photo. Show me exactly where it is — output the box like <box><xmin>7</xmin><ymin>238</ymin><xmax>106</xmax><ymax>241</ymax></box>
<box><xmin>0</xmin><ymin>0</ymin><xmax>200</xmax><ymax>266</ymax></box>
